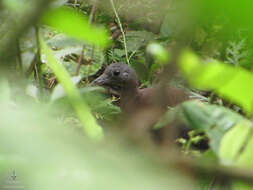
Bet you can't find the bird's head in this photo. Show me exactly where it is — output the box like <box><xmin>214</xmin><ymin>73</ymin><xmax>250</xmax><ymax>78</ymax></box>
<box><xmin>91</xmin><ymin>62</ymin><xmax>139</xmax><ymax>96</ymax></box>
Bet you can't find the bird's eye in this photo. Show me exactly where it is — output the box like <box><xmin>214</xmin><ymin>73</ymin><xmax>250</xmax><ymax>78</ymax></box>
<box><xmin>113</xmin><ymin>70</ymin><xmax>120</xmax><ymax>76</ymax></box>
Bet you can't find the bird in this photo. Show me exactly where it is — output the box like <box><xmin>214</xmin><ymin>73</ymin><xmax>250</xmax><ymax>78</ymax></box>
<box><xmin>91</xmin><ymin>62</ymin><xmax>189</xmax><ymax>114</ymax></box>
<box><xmin>91</xmin><ymin>62</ymin><xmax>208</xmax><ymax>147</ymax></box>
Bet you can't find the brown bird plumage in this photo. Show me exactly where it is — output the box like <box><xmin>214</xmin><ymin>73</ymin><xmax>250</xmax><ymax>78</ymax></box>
<box><xmin>91</xmin><ymin>62</ymin><xmax>189</xmax><ymax>113</ymax></box>
<box><xmin>91</xmin><ymin>62</ymin><xmax>191</xmax><ymax>144</ymax></box>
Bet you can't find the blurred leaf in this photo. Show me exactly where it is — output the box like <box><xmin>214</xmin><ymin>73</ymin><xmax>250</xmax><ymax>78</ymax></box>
<box><xmin>80</xmin><ymin>87</ymin><xmax>121</xmax><ymax>121</ymax></box>
<box><xmin>153</xmin><ymin>107</ymin><xmax>181</xmax><ymax>130</ymax></box>
<box><xmin>179</xmin><ymin>51</ymin><xmax>253</xmax><ymax>114</ymax></box>
<box><xmin>182</xmin><ymin>101</ymin><xmax>253</xmax><ymax>188</ymax></box>
<box><xmin>124</xmin><ymin>31</ymin><xmax>156</xmax><ymax>52</ymax></box>
<box><xmin>51</xmin><ymin>0</ymin><xmax>68</xmax><ymax>7</ymax></box>
<box><xmin>232</xmin><ymin>182</ymin><xmax>253</xmax><ymax>190</ymax></box>
<box><xmin>41</xmin><ymin>7</ymin><xmax>111</xmax><ymax>47</ymax></box>
<box><xmin>51</xmin><ymin>76</ymin><xmax>82</xmax><ymax>101</ymax></box>
<box><xmin>0</xmin><ymin>98</ymin><xmax>196</xmax><ymax>190</ymax></box>
<box><xmin>182</xmin><ymin>101</ymin><xmax>244</xmax><ymax>153</ymax></box>
<box><xmin>54</xmin><ymin>47</ymin><xmax>82</xmax><ymax>60</ymax></box>
<box><xmin>47</xmin><ymin>34</ymin><xmax>83</xmax><ymax>49</ymax></box>
<box><xmin>160</xmin><ymin>9</ymin><xmax>181</xmax><ymax>39</ymax></box>
<box><xmin>39</xmin><ymin>35</ymin><xmax>103</xmax><ymax>140</ymax></box>
<box><xmin>146</xmin><ymin>43</ymin><xmax>170</xmax><ymax>64</ymax></box>
<box><xmin>43</xmin><ymin>30</ymin><xmax>104</xmax><ymax>78</ymax></box>
<box><xmin>131</xmin><ymin>60</ymin><xmax>149</xmax><ymax>82</ymax></box>
<box><xmin>219</xmin><ymin>121</ymin><xmax>252</xmax><ymax>166</ymax></box>
<box><xmin>2</xmin><ymin>0</ymin><xmax>27</xmax><ymax>13</ymax></box>
<box><xmin>219</xmin><ymin>121</ymin><xmax>253</xmax><ymax>169</ymax></box>
<box><xmin>197</xmin><ymin>0</ymin><xmax>253</xmax><ymax>30</ymax></box>
<box><xmin>19</xmin><ymin>28</ymin><xmax>37</xmax><ymax>70</ymax></box>
<box><xmin>51</xmin><ymin>86</ymin><xmax>120</xmax><ymax>121</ymax></box>
<box><xmin>218</xmin><ymin>118</ymin><xmax>253</xmax><ymax>190</ymax></box>
<box><xmin>26</xmin><ymin>84</ymin><xmax>40</xmax><ymax>100</ymax></box>
<box><xmin>0</xmin><ymin>79</ymin><xmax>11</xmax><ymax>102</ymax></box>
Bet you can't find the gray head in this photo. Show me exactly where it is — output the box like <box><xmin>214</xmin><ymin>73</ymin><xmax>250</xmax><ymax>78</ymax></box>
<box><xmin>91</xmin><ymin>62</ymin><xmax>139</xmax><ymax>95</ymax></box>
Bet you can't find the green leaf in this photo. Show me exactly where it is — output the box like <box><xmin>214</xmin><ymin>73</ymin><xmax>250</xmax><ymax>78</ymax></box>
<box><xmin>41</xmin><ymin>7</ymin><xmax>111</xmax><ymax>47</ymax></box>
<box><xmin>39</xmin><ymin>34</ymin><xmax>103</xmax><ymax>140</ymax></box>
<box><xmin>182</xmin><ymin>100</ymin><xmax>253</xmax><ymax>188</ymax></box>
<box><xmin>182</xmin><ymin>101</ymin><xmax>244</xmax><ymax>153</ymax></box>
<box><xmin>232</xmin><ymin>182</ymin><xmax>253</xmax><ymax>190</ymax></box>
<box><xmin>124</xmin><ymin>31</ymin><xmax>156</xmax><ymax>52</ymax></box>
<box><xmin>218</xmin><ymin>120</ymin><xmax>253</xmax><ymax>189</ymax></box>
<box><xmin>219</xmin><ymin>122</ymin><xmax>252</xmax><ymax>165</ymax></box>
<box><xmin>146</xmin><ymin>43</ymin><xmax>170</xmax><ymax>64</ymax></box>
<box><xmin>47</xmin><ymin>34</ymin><xmax>83</xmax><ymax>49</ymax></box>
<box><xmin>0</xmin><ymin>96</ymin><xmax>196</xmax><ymax>190</ymax></box>
<box><xmin>26</xmin><ymin>84</ymin><xmax>40</xmax><ymax>100</ymax></box>
<box><xmin>179</xmin><ymin>51</ymin><xmax>253</xmax><ymax>114</ymax></box>
<box><xmin>160</xmin><ymin>10</ymin><xmax>180</xmax><ymax>38</ymax></box>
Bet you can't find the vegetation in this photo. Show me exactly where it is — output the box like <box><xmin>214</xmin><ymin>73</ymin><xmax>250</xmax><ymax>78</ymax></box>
<box><xmin>1</xmin><ymin>0</ymin><xmax>253</xmax><ymax>189</ymax></box>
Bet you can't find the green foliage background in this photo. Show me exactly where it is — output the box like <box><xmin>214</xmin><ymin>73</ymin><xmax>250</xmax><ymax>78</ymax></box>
<box><xmin>1</xmin><ymin>0</ymin><xmax>253</xmax><ymax>190</ymax></box>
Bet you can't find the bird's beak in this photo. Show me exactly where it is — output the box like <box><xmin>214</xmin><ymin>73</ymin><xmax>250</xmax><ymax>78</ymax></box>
<box><xmin>90</xmin><ymin>74</ymin><xmax>110</xmax><ymax>86</ymax></box>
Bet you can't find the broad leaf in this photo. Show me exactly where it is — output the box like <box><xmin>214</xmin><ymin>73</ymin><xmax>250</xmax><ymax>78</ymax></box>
<box><xmin>182</xmin><ymin>101</ymin><xmax>244</xmax><ymax>153</ymax></box>
<box><xmin>41</xmin><ymin>7</ymin><xmax>111</xmax><ymax>47</ymax></box>
<box><xmin>179</xmin><ymin>51</ymin><xmax>253</xmax><ymax>114</ymax></box>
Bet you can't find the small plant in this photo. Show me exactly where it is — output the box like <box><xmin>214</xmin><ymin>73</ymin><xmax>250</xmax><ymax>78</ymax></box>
<box><xmin>225</xmin><ymin>39</ymin><xmax>248</xmax><ymax>66</ymax></box>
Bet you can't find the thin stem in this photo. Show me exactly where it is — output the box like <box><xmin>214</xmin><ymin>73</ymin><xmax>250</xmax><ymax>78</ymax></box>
<box><xmin>35</xmin><ymin>26</ymin><xmax>44</xmax><ymax>94</ymax></box>
<box><xmin>110</xmin><ymin>0</ymin><xmax>130</xmax><ymax>65</ymax></box>
<box><xmin>74</xmin><ymin>0</ymin><xmax>78</xmax><ymax>7</ymax></box>
<box><xmin>76</xmin><ymin>0</ymin><xmax>98</xmax><ymax>76</ymax></box>
<box><xmin>89</xmin><ymin>0</ymin><xmax>98</xmax><ymax>24</ymax></box>
<box><xmin>16</xmin><ymin>39</ymin><xmax>23</xmax><ymax>73</ymax></box>
<box><xmin>129</xmin><ymin>49</ymin><xmax>138</xmax><ymax>62</ymax></box>
<box><xmin>208</xmin><ymin>177</ymin><xmax>217</xmax><ymax>190</ymax></box>
<box><xmin>75</xmin><ymin>46</ymin><xmax>85</xmax><ymax>76</ymax></box>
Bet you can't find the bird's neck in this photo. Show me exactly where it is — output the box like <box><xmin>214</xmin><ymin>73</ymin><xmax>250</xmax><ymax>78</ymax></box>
<box><xmin>120</xmin><ymin>87</ymin><xmax>139</xmax><ymax>101</ymax></box>
<box><xmin>119</xmin><ymin>87</ymin><xmax>140</xmax><ymax>112</ymax></box>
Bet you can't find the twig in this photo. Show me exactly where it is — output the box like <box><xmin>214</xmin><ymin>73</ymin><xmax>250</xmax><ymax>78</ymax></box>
<box><xmin>86</xmin><ymin>65</ymin><xmax>91</xmax><ymax>83</ymax></box>
<box><xmin>34</xmin><ymin>61</ymin><xmax>40</xmax><ymax>84</ymax></box>
<box><xmin>74</xmin><ymin>0</ymin><xmax>78</xmax><ymax>7</ymax></box>
<box><xmin>129</xmin><ymin>49</ymin><xmax>139</xmax><ymax>62</ymax></box>
<box><xmin>88</xmin><ymin>0</ymin><xmax>98</xmax><ymax>24</ymax></box>
<box><xmin>48</xmin><ymin>76</ymin><xmax>56</xmax><ymax>89</ymax></box>
<box><xmin>75</xmin><ymin>46</ymin><xmax>85</xmax><ymax>76</ymax></box>
<box><xmin>209</xmin><ymin>177</ymin><xmax>217</xmax><ymax>190</ymax></box>
<box><xmin>35</xmin><ymin>26</ymin><xmax>44</xmax><ymax>92</ymax></box>
<box><xmin>75</xmin><ymin>0</ymin><xmax>98</xmax><ymax>76</ymax></box>
<box><xmin>85</xmin><ymin>1</ymin><xmax>98</xmax><ymax>82</ymax></box>
<box><xmin>25</xmin><ymin>54</ymin><xmax>37</xmax><ymax>77</ymax></box>
<box><xmin>110</xmin><ymin>0</ymin><xmax>130</xmax><ymax>65</ymax></box>
<box><xmin>16</xmin><ymin>39</ymin><xmax>23</xmax><ymax>73</ymax></box>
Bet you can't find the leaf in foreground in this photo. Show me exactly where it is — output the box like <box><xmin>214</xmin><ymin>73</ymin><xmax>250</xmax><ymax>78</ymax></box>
<box><xmin>41</xmin><ymin>7</ymin><xmax>111</xmax><ymax>47</ymax></box>
<box><xmin>179</xmin><ymin>51</ymin><xmax>253</xmax><ymax>114</ymax></box>
<box><xmin>40</xmin><ymin>35</ymin><xmax>103</xmax><ymax>140</ymax></box>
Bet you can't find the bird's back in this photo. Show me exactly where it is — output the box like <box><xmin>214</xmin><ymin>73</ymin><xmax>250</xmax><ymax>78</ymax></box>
<box><xmin>121</xmin><ymin>86</ymin><xmax>189</xmax><ymax>114</ymax></box>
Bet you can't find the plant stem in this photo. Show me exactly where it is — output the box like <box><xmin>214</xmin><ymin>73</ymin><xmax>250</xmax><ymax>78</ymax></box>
<box><xmin>16</xmin><ymin>39</ymin><xmax>23</xmax><ymax>73</ymax></box>
<box><xmin>75</xmin><ymin>46</ymin><xmax>85</xmax><ymax>76</ymax></box>
<box><xmin>35</xmin><ymin>26</ymin><xmax>44</xmax><ymax>96</ymax></box>
<box><xmin>76</xmin><ymin>0</ymin><xmax>98</xmax><ymax>76</ymax></box>
<box><xmin>110</xmin><ymin>0</ymin><xmax>130</xmax><ymax>65</ymax></box>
